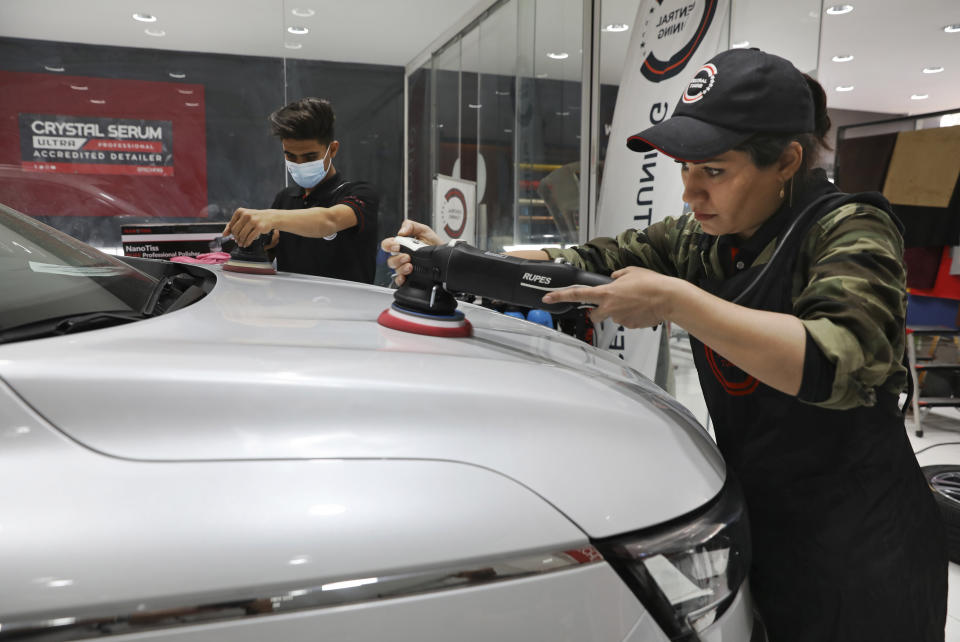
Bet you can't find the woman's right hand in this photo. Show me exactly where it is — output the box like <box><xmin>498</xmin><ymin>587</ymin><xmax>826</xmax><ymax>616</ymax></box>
<box><xmin>381</xmin><ymin>220</ymin><xmax>443</xmax><ymax>285</ymax></box>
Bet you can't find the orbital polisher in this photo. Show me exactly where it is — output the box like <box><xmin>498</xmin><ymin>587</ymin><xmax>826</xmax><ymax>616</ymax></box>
<box><xmin>222</xmin><ymin>233</ymin><xmax>277</xmax><ymax>275</ymax></box>
<box><xmin>378</xmin><ymin>237</ymin><xmax>612</xmax><ymax>337</ymax></box>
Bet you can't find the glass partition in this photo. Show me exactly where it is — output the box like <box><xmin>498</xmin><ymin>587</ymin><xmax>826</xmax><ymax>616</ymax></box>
<box><xmin>0</xmin><ymin>2</ymin><xmax>403</xmax><ymax>268</ymax></box>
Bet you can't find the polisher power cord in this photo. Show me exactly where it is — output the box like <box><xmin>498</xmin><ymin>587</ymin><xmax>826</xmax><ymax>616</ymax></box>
<box><xmin>391</xmin><ymin>237</ymin><xmax>612</xmax><ymax>316</ymax></box>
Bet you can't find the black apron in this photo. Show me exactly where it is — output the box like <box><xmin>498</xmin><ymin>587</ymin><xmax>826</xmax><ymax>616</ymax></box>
<box><xmin>689</xmin><ymin>185</ymin><xmax>947</xmax><ymax>641</ymax></box>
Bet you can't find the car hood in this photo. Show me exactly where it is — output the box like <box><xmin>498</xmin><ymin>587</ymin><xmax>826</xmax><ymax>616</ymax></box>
<box><xmin>0</xmin><ymin>266</ymin><xmax>724</xmax><ymax>538</ymax></box>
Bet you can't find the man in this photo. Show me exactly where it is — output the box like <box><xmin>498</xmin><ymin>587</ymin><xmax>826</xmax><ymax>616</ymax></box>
<box><xmin>223</xmin><ymin>98</ymin><xmax>379</xmax><ymax>283</ymax></box>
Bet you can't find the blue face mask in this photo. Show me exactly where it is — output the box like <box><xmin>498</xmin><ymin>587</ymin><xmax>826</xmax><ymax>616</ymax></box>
<box><xmin>285</xmin><ymin>147</ymin><xmax>331</xmax><ymax>189</ymax></box>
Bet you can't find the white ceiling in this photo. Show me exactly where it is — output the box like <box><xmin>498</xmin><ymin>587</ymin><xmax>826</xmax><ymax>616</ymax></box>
<box><xmin>1</xmin><ymin>0</ymin><xmax>959</xmax><ymax>117</ymax></box>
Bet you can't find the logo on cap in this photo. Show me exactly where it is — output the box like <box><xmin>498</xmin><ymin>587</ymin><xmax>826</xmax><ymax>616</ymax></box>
<box><xmin>682</xmin><ymin>63</ymin><xmax>717</xmax><ymax>103</ymax></box>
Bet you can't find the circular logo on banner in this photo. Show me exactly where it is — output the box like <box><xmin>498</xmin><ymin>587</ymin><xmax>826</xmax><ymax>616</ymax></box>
<box><xmin>682</xmin><ymin>63</ymin><xmax>717</xmax><ymax>103</ymax></box>
<box><xmin>704</xmin><ymin>346</ymin><xmax>759</xmax><ymax>396</ymax></box>
<box><xmin>639</xmin><ymin>0</ymin><xmax>719</xmax><ymax>83</ymax></box>
<box><xmin>439</xmin><ymin>188</ymin><xmax>468</xmax><ymax>239</ymax></box>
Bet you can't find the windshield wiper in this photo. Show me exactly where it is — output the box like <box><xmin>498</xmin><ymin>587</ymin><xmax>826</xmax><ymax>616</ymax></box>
<box><xmin>141</xmin><ymin>272</ymin><xmax>207</xmax><ymax>317</ymax></box>
<box><xmin>0</xmin><ymin>311</ymin><xmax>146</xmax><ymax>344</ymax></box>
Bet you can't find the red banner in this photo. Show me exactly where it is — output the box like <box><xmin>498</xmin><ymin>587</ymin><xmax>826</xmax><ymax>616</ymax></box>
<box><xmin>0</xmin><ymin>70</ymin><xmax>207</xmax><ymax>218</ymax></box>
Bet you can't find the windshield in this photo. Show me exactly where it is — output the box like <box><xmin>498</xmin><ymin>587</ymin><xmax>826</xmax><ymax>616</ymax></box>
<box><xmin>0</xmin><ymin>204</ymin><xmax>158</xmax><ymax>331</ymax></box>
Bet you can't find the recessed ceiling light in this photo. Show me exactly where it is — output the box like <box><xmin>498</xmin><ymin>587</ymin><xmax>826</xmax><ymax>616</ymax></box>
<box><xmin>468</xmin><ymin>104</ymin><xmax>482</xmax><ymax>109</ymax></box>
<box><xmin>826</xmin><ymin>4</ymin><xmax>854</xmax><ymax>15</ymax></box>
<box><xmin>90</xmin><ymin>99</ymin><xmax>106</xmax><ymax>104</ymax></box>
<box><xmin>731</xmin><ymin>40</ymin><xmax>750</xmax><ymax>48</ymax></box>
<box><xmin>287</xmin><ymin>26</ymin><xmax>309</xmax><ymax>35</ymax></box>
<box><xmin>603</xmin><ymin>24</ymin><xmax>629</xmax><ymax>32</ymax></box>
<box><xmin>69</xmin><ymin>85</ymin><xmax>88</xmax><ymax>91</ymax></box>
<box><xmin>835</xmin><ymin>85</ymin><xmax>854</xmax><ymax>92</ymax></box>
<box><xmin>185</xmin><ymin>102</ymin><xmax>200</xmax><ymax>107</ymax></box>
<box><xmin>923</xmin><ymin>66</ymin><xmax>945</xmax><ymax>74</ymax></box>
<box><xmin>285</xmin><ymin>42</ymin><xmax>303</xmax><ymax>49</ymax></box>
<box><xmin>546</xmin><ymin>52</ymin><xmax>569</xmax><ymax>60</ymax></box>
<box><xmin>536</xmin><ymin>73</ymin><xmax>548</xmax><ymax>79</ymax></box>
<box><xmin>144</xmin><ymin>28</ymin><xmax>166</xmax><ymax>37</ymax></box>
<box><xmin>168</xmin><ymin>71</ymin><xmax>186</xmax><ymax>79</ymax></box>
<box><xmin>177</xmin><ymin>89</ymin><xmax>193</xmax><ymax>94</ymax></box>
<box><xmin>944</xmin><ymin>24</ymin><xmax>960</xmax><ymax>33</ymax></box>
<box><xmin>832</xmin><ymin>54</ymin><xmax>854</xmax><ymax>62</ymax></box>
<box><xmin>291</xmin><ymin>8</ymin><xmax>315</xmax><ymax>18</ymax></box>
<box><xmin>43</xmin><ymin>65</ymin><xmax>64</xmax><ymax>72</ymax></box>
<box><xmin>911</xmin><ymin>94</ymin><xmax>929</xmax><ymax>100</ymax></box>
<box><xmin>132</xmin><ymin>13</ymin><xmax>156</xmax><ymax>22</ymax></box>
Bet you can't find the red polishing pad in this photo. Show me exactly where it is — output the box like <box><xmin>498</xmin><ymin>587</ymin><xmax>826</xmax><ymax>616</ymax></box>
<box><xmin>377</xmin><ymin>305</ymin><xmax>473</xmax><ymax>338</ymax></box>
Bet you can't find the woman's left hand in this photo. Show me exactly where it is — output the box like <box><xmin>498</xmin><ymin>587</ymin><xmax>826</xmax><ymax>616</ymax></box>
<box><xmin>541</xmin><ymin>266</ymin><xmax>677</xmax><ymax>328</ymax></box>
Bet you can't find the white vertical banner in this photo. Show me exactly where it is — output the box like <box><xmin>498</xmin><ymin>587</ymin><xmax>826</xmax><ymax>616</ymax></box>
<box><xmin>433</xmin><ymin>174</ymin><xmax>477</xmax><ymax>245</ymax></box>
<box><xmin>595</xmin><ymin>0</ymin><xmax>730</xmax><ymax>381</ymax></box>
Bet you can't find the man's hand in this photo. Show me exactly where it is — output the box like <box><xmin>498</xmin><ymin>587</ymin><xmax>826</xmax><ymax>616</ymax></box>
<box><xmin>223</xmin><ymin>208</ymin><xmax>282</xmax><ymax>247</ymax></box>
<box><xmin>542</xmin><ymin>266</ymin><xmax>679</xmax><ymax>328</ymax></box>
<box><xmin>380</xmin><ymin>220</ymin><xmax>443</xmax><ymax>285</ymax></box>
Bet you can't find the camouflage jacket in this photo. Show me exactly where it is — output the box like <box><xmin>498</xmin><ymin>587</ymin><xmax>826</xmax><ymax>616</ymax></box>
<box><xmin>543</xmin><ymin>201</ymin><xmax>908</xmax><ymax>410</ymax></box>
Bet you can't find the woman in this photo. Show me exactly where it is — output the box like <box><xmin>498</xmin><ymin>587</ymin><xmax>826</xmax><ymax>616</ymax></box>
<box><xmin>384</xmin><ymin>48</ymin><xmax>947</xmax><ymax>641</ymax></box>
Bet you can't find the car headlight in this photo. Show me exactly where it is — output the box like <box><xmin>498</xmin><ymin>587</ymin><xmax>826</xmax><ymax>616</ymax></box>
<box><xmin>593</xmin><ymin>478</ymin><xmax>750</xmax><ymax>641</ymax></box>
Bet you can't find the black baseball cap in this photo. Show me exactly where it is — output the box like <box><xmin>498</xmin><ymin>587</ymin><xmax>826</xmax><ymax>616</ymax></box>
<box><xmin>627</xmin><ymin>48</ymin><xmax>815</xmax><ymax>162</ymax></box>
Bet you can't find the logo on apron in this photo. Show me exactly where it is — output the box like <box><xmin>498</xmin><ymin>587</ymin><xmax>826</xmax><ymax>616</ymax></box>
<box><xmin>704</xmin><ymin>345</ymin><xmax>759</xmax><ymax>396</ymax></box>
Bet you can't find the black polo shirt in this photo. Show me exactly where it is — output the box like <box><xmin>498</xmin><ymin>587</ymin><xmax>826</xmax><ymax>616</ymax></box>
<box><xmin>270</xmin><ymin>173</ymin><xmax>379</xmax><ymax>284</ymax></box>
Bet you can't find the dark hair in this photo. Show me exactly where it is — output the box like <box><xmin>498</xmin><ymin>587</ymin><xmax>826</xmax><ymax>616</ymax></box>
<box><xmin>269</xmin><ymin>97</ymin><xmax>335</xmax><ymax>144</ymax></box>
<box><xmin>733</xmin><ymin>73</ymin><xmax>832</xmax><ymax>186</ymax></box>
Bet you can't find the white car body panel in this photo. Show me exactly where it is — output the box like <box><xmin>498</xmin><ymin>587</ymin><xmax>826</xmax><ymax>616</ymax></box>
<box><xmin>0</xmin><ymin>381</ymin><xmax>594</xmax><ymax>620</ymax></box>
<box><xmin>0</xmin><ymin>269</ymin><xmax>724</xmax><ymax>541</ymax></box>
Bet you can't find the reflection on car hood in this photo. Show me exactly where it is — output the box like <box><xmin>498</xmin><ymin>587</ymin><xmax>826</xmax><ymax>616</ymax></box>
<box><xmin>0</xmin><ymin>267</ymin><xmax>724</xmax><ymax>537</ymax></box>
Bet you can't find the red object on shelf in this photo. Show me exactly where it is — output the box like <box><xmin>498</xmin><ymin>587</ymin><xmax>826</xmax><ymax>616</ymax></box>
<box><xmin>909</xmin><ymin>246</ymin><xmax>960</xmax><ymax>301</ymax></box>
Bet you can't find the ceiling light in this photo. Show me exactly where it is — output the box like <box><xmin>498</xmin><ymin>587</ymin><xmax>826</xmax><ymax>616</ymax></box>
<box><xmin>132</xmin><ymin>13</ymin><xmax>156</xmax><ymax>22</ymax></box>
<box><xmin>285</xmin><ymin>42</ymin><xmax>303</xmax><ymax>49</ymax></box>
<box><xmin>911</xmin><ymin>94</ymin><xmax>929</xmax><ymax>100</ymax></box>
<box><xmin>494</xmin><ymin>90</ymin><xmax>510</xmax><ymax>96</ymax></box>
<box><xmin>168</xmin><ymin>71</ymin><xmax>186</xmax><ymax>79</ymax></box>
<box><xmin>69</xmin><ymin>85</ymin><xmax>88</xmax><ymax>91</ymax></box>
<box><xmin>43</xmin><ymin>65</ymin><xmax>64</xmax><ymax>72</ymax></box>
<box><xmin>944</xmin><ymin>24</ymin><xmax>960</xmax><ymax>33</ymax></box>
<box><xmin>923</xmin><ymin>66</ymin><xmax>944</xmax><ymax>74</ymax></box>
<box><xmin>468</xmin><ymin>103</ymin><xmax>482</xmax><ymax>109</ymax></box>
<box><xmin>144</xmin><ymin>28</ymin><xmax>165</xmax><ymax>37</ymax></box>
<box><xmin>555</xmin><ymin>111</ymin><xmax>570</xmax><ymax>117</ymax></box>
<box><xmin>90</xmin><ymin>99</ymin><xmax>106</xmax><ymax>104</ymax></box>
<box><xmin>832</xmin><ymin>54</ymin><xmax>854</xmax><ymax>62</ymax></box>
<box><xmin>731</xmin><ymin>40</ymin><xmax>750</xmax><ymax>48</ymax></box>
<box><xmin>185</xmin><ymin>102</ymin><xmax>200</xmax><ymax>107</ymax></box>
<box><xmin>546</xmin><ymin>52</ymin><xmax>569</xmax><ymax>60</ymax></box>
<box><xmin>835</xmin><ymin>85</ymin><xmax>854</xmax><ymax>92</ymax></box>
<box><xmin>536</xmin><ymin>73</ymin><xmax>548</xmax><ymax>78</ymax></box>
<box><xmin>826</xmin><ymin>4</ymin><xmax>854</xmax><ymax>15</ymax></box>
<box><xmin>177</xmin><ymin>89</ymin><xmax>193</xmax><ymax>94</ymax></box>
<box><xmin>291</xmin><ymin>8</ymin><xmax>315</xmax><ymax>17</ymax></box>
<box><xmin>287</xmin><ymin>26</ymin><xmax>309</xmax><ymax>35</ymax></box>
<box><xmin>603</xmin><ymin>24</ymin><xmax>629</xmax><ymax>32</ymax></box>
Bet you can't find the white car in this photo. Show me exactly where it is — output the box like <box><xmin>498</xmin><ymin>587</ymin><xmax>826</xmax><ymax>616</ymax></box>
<box><xmin>0</xmin><ymin>204</ymin><xmax>760</xmax><ymax>641</ymax></box>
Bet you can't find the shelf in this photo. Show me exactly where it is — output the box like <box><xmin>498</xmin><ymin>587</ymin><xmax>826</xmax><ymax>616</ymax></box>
<box><xmin>917</xmin><ymin>397</ymin><xmax>960</xmax><ymax>407</ymax></box>
<box><xmin>907</xmin><ymin>325</ymin><xmax>960</xmax><ymax>436</ymax></box>
<box><xmin>914</xmin><ymin>363</ymin><xmax>960</xmax><ymax>370</ymax></box>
